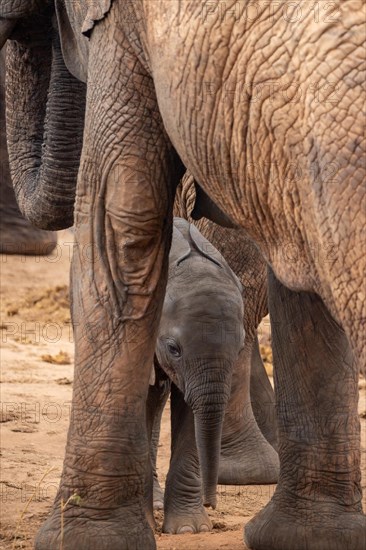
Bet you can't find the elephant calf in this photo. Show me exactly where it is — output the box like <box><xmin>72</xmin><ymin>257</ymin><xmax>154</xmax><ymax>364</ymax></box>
<box><xmin>146</xmin><ymin>218</ymin><xmax>279</xmax><ymax>534</ymax></box>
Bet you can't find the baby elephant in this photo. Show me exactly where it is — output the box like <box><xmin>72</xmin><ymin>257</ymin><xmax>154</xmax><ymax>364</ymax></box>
<box><xmin>146</xmin><ymin>218</ymin><xmax>278</xmax><ymax>534</ymax></box>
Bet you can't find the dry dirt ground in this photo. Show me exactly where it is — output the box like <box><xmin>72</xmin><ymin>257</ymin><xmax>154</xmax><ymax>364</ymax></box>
<box><xmin>1</xmin><ymin>231</ymin><xmax>365</xmax><ymax>550</ymax></box>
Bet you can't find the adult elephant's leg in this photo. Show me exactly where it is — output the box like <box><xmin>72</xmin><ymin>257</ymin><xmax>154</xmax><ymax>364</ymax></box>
<box><xmin>145</xmin><ymin>362</ymin><xmax>170</xmax><ymax>512</ymax></box>
<box><xmin>250</xmin><ymin>335</ymin><xmax>278</xmax><ymax>450</ymax></box>
<box><xmin>219</xmin><ymin>335</ymin><xmax>279</xmax><ymax>485</ymax></box>
<box><xmin>35</xmin><ymin>12</ymin><xmax>180</xmax><ymax>550</ymax></box>
<box><xmin>245</xmin><ymin>270</ymin><xmax>365</xmax><ymax>550</ymax></box>
<box><xmin>163</xmin><ymin>383</ymin><xmax>211</xmax><ymax>534</ymax></box>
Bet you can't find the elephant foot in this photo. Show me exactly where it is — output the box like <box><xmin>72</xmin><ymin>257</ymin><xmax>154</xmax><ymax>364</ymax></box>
<box><xmin>244</xmin><ymin>497</ymin><xmax>366</xmax><ymax>550</ymax></box>
<box><xmin>35</xmin><ymin>502</ymin><xmax>156</xmax><ymax>550</ymax></box>
<box><xmin>0</xmin><ymin>210</ymin><xmax>57</xmax><ymax>255</ymax></box>
<box><xmin>163</xmin><ymin>505</ymin><xmax>212</xmax><ymax>534</ymax></box>
<box><xmin>219</xmin><ymin>425</ymin><xmax>279</xmax><ymax>485</ymax></box>
<box><xmin>153</xmin><ymin>476</ymin><xmax>164</xmax><ymax>510</ymax></box>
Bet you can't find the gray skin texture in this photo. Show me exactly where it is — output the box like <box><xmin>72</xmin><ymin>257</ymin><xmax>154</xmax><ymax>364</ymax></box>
<box><xmin>0</xmin><ymin>2</ymin><xmax>364</xmax><ymax>550</ymax></box>
<box><xmin>174</xmin><ymin>174</ymin><xmax>279</xmax><ymax>457</ymax></box>
<box><xmin>147</xmin><ymin>217</ymin><xmax>278</xmax><ymax>534</ymax></box>
<box><xmin>0</xmin><ymin>49</ymin><xmax>57</xmax><ymax>255</ymax></box>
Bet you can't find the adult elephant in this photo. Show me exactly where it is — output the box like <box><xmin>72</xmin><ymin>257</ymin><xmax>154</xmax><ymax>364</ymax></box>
<box><xmin>0</xmin><ymin>2</ymin><xmax>364</xmax><ymax>550</ymax></box>
<box><xmin>0</xmin><ymin>48</ymin><xmax>57</xmax><ymax>255</ymax></box>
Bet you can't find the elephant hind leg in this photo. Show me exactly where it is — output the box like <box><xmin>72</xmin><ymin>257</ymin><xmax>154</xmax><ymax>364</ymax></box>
<box><xmin>245</xmin><ymin>270</ymin><xmax>365</xmax><ymax>550</ymax></box>
<box><xmin>219</xmin><ymin>335</ymin><xmax>279</xmax><ymax>486</ymax></box>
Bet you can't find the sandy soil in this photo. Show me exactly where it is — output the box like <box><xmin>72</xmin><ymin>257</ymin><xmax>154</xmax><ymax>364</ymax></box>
<box><xmin>1</xmin><ymin>231</ymin><xmax>365</xmax><ymax>550</ymax></box>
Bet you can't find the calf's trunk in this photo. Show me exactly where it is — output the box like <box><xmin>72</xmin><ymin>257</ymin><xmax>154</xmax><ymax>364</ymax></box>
<box><xmin>184</xmin><ymin>358</ymin><xmax>233</xmax><ymax>508</ymax></box>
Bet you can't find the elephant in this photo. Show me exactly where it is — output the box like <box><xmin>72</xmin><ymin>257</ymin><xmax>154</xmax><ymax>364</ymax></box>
<box><xmin>0</xmin><ymin>2</ymin><xmax>364</xmax><ymax>550</ymax></box>
<box><xmin>147</xmin><ymin>216</ymin><xmax>279</xmax><ymax>533</ymax></box>
<box><xmin>174</xmin><ymin>174</ymin><xmax>278</xmax><ymax>458</ymax></box>
<box><xmin>0</xmin><ymin>48</ymin><xmax>57</xmax><ymax>255</ymax></box>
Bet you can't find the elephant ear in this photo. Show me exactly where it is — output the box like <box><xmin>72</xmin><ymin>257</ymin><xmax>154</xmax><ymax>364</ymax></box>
<box><xmin>169</xmin><ymin>218</ymin><xmax>192</xmax><ymax>267</ymax></box>
<box><xmin>81</xmin><ymin>0</ymin><xmax>113</xmax><ymax>36</ymax></box>
<box><xmin>170</xmin><ymin>218</ymin><xmax>242</xmax><ymax>294</ymax></box>
<box><xmin>188</xmin><ymin>224</ymin><xmax>243</xmax><ymax>293</ymax></box>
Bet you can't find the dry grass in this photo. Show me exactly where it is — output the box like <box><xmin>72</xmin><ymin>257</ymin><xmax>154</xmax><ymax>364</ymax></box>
<box><xmin>11</xmin><ymin>468</ymin><xmax>55</xmax><ymax>550</ymax></box>
<box><xmin>40</xmin><ymin>351</ymin><xmax>72</xmax><ymax>365</ymax></box>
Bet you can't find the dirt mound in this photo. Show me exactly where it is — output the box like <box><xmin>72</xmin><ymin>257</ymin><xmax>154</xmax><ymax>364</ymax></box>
<box><xmin>3</xmin><ymin>285</ymin><xmax>71</xmax><ymax>324</ymax></box>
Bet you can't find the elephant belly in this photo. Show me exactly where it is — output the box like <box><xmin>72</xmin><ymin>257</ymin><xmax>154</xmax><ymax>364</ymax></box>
<box><xmin>146</xmin><ymin>0</ymin><xmax>365</xmax><ymax>326</ymax></box>
<box><xmin>147</xmin><ymin>1</ymin><xmax>317</xmax><ymax>294</ymax></box>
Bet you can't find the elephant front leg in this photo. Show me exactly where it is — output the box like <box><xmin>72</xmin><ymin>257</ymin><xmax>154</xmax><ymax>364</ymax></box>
<box><xmin>36</xmin><ymin>169</ymin><xmax>169</xmax><ymax>550</ymax></box>
<box><xmin>219</xmin><ymin>335</ymin><xmax>279</xmax><ymax>485</ymax></box>
<box><xmin>163</xmin><ymin>384</ymin><xmax>212</xmax><ymax>534</ymax></box>
<box><xmin>245</xmin><ymin>270</ymin><xmax>365</xmax><ymax>550</ymax></box>
<box><xmin>35</xmin><ymin>19</ymin><xmax>181</xmax><ymax>550</ymax></box>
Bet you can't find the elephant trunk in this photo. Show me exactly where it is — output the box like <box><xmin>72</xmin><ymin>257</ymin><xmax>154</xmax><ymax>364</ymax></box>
<box><xmin>184</xmin><ymin>359</ymin><xmax>233</xmax><ymax>508</ymax></box>
<box><xmin>5</xmin><ymin>7</ymin><xmax>86</xmax><ymax>230</ymax></box>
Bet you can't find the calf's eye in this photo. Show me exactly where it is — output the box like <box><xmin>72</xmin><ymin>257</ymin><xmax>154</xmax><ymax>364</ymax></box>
<box><xmin>166</xmin><ymin>340</ymin><xmax>182</xmax><ymax>358</ymax></box>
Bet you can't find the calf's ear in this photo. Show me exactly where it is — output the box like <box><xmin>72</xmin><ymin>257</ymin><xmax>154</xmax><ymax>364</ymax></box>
<box><xmin>169</xmin><ymin>220</ymin><xmax>192</xmax><ymax>267</ymax></box>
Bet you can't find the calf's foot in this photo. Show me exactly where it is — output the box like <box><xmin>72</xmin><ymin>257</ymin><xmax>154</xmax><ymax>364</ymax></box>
<box><xmin>163</xmin><ymin>504</ymin><xmax>212</xmax><ymax>534</ymax></box>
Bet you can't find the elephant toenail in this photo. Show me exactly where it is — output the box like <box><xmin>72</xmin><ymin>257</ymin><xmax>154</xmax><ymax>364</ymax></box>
<box><xmin>178</xmin><ymin>525</ymin><xmax>194</xmax><ymax>534</ymax></box>
<box><xmin>153</xmin><ymin>500</ymin><xmax>164</xmax><ymax>510</ymax></box>
<box><xmin>200</xmin><ymin>524</ymin><xmax>210</xmax><ymax>532</ymax></box>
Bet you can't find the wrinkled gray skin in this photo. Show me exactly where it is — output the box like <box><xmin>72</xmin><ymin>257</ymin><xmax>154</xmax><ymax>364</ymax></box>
<box><xmin>175</xmin><ymin>175</ymin><xmax>279</xmax><ymax>457</ymax></box>
<box><xmin>0</xmin><ymin>49</ymin><xmax>57</xmax><ymax>255</ymax></box>
<box><xmin>147</xmin><ymin>217</ymin><xmax>278</xmax><ymax>534</ymax></box>
<box><xmin>0</xmin><ymin>2</ymin><xmax>364</xmax><ymax>550</ymax></box>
